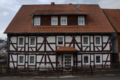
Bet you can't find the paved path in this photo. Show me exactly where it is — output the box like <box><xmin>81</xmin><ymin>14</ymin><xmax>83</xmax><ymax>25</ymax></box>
<box><xmin>0</xmin><ymin>75</ymin><xmax>120</xmax><ymax>80</ymax></box>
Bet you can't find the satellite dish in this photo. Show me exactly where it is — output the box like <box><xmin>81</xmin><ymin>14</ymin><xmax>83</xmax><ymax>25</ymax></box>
<box><xmin>75</xmin><ymin>4</ymin><xmax>80</xmax><ymax>10</ymax></box>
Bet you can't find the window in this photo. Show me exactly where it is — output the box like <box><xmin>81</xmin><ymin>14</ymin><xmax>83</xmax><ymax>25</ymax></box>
<box><xmin>18</xmin><ymin>37</ymin><xmax>24</xmax><ymax>46</ymax></box>
<box><xmin>65</xmin><ymin>56</ymin><xmax>71</xmax><ymax>67</ymax></box>
<box><xmin>83</xmin><ymin>55</ymin><xmax>90</xmax><ymax>65</ymax></box>
<box><xmin>82</xmin><ymin>36</ymin><xmax>89</xmax><ymax>45</ymax></box>
<box><xmin>29</xmin><ymin>55</ymin><xmax>35</xmax><ymax>65</ymax></box>
<box><xmin>78</xmin><ymin>16</ymin><xmax>85</xmax><ymax>25</ymax></box>
<box><xmin>34</xmin><ymin>17</ymin><xmax>40</xmax><ymax>26</ymax></box>
<box><xmin>96</xmin><ymin>56</ymin><xmax>100</xmax><ymax>63</ymax></box>
<box><xmin>51</xmin><ymin>17</ymin><xmax>58</xmax><ymax>25</ymax></box>
<box><xmin>95</xmin><ymin>54</ymin><xmax>102</xmax><ymax>64</ymax></box>
<box><xmin>57</xmin><ymin>36</ymin><xmax>64</xmax><ymax>46</ymax></box>
<box><xmin>95</xmin><ymin>36</ymin><xmax>101</xmax><ymax>46</ymax></box>
<box><xmin>84</xmin><ymin>56</ymin><xmax>88</xmax><ymax>63</ymax></box>
<box><xmin>61</xmin><ymin>16</ymin><xmax>67</xmax><ymax>25</ymax></box>
<box><xmin>18</xmin><ymin>55</ymin><xmax>25</xmax><ymax>65</ymax></box>
<box><xmin>29</xmin><ymin>36</ymin><xmax>36</xmax><ymax>46</ymax></box>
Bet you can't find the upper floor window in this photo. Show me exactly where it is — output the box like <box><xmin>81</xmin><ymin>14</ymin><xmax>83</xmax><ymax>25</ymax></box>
<box><xmin>78</xmin><ymin>16</ymin><xmax>85</xmax><ymax>25</ymax></box>
<box><xmin>51</xmin><ymin>16</ymin><xmax>58</xmax><ymax>25</ymax></box>
<box><xmin>57</xmin><ymin>36</ymin><xmax>64</xmax><ymax>46</ymax></box>
<box><xmin>34</xmin><ymin>17</ymin><xmax>40</xmax><ymax>26</ymax></box>
<box><xmin>29</xmin><ymin>36</ymin><xmax>36</xmax><ymax>46</ymax></box>
<box><xmin>82</xmin><ymin>36</ymin><xmax>89</xmax><ymax>45</ymax></box>
<box><xmin>95</xmin><ymin>36</ymin><xmax>101</xmax><ymax>46</ymax></box>
<box><xmin>18</xmin><ymin>37</ymin><xmax>24</xmax><ymax>46</ymax></box>
<box><xmin>61</xmin><ymin>16</ymin><xmax>67</xmax><ymax>25</ymax></box>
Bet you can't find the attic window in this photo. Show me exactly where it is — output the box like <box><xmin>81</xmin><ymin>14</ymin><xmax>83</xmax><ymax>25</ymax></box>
<box><xmin>78</xmin><ymin>16</ymin><xmax>85</xmax><ymax>25</ymax></box>
<box><xmin>51</xmin><ymin>16</ymin><xmax>58</xmax><ymax>25</ymax></box>
<box><xmin>61</xmin><ymin>16</ymin><xmax>67</xmax><ymax>25</ymax></box>
<box><xmin>34</xmin><ymin>17</ymin><xmax>40</xmax><ymax>26</ymax></box>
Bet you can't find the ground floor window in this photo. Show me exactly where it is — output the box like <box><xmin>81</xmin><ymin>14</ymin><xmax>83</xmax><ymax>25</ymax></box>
<box><xmin>29</xmin><ymin>55</ymin><xmax>35</xmax><ymax>65</ymax></box>
<box><xmin>18</xmin><ymin>55</ymin><xmax>25</xmax><ymax>65</ymax></box>
<box><xmin>84</xmin><ymin>56</ymin><xmax>88</xmax><ymax>63</ymax></box>
<box><xmin>83</xmin><ymin>55</ymin><xmax>90</xmax><ymax>65</ymax></box>
<box><xmin>95</xmin><ymin>54</ymin><xmax>102</xmax><ymax>64</ymax></box>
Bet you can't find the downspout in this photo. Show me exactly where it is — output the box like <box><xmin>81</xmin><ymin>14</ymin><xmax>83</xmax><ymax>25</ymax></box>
<box><xmin>7</xmin><ymin>34</ymin><xmax>9</xmax><ymax>69</ymax></box>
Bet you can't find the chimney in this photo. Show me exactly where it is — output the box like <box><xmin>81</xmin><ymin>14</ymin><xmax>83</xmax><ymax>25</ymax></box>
<box><xmin>51</xmin><ymin>2</ymin><xmax>55</xmax><ymax>5</ymax></box>
<box><xmin>69</xmin><ymin>3</ymin><xmax>72</xmax><ymax>5</ymax></box>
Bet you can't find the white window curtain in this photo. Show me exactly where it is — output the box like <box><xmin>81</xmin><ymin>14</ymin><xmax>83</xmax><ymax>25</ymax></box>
<box><xmin>52</xmin><ymin>17</ymin><xmax>58</xmax><ymax>25</ymax></box>
<box><xmin>61</xmin><ymin>17</ymin><xmax>67</xmax><ymax>25</ymax></box>
<box><xmin>34</xmin><ymin>17</ymin><xmax>40</xmax><ymax>25</ymax></box>
<box><xmin>78</xmin><ymin>17</ymin><xmax>85</xmax><ymax>25</ymax></box>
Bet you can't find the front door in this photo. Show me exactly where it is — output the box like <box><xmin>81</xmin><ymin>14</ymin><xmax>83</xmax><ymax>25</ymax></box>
<box><xmin>63</xmin><ymin>54</ymin><xmax>73</xmax><ymax>71</ymax></box>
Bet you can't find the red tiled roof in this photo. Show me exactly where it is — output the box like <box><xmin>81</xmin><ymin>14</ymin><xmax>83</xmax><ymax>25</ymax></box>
<box><xmin>4</xmin><ymin>4</ymin><xmax>115</xmax><ymax>33</ymax></box>
<box><xmin>56</xmin><ymin>47</ymin><xmax>78</xmax><ymax>51</ymax></box>
<box><xmin>32</xmin><ymin>10</ymin><xmax>88</xmax><ymax>15</ymax></box>
<box><xmin>103</xmin><ymin>9</ymin><xmax>120</xmax><ymax>33</ymax></box>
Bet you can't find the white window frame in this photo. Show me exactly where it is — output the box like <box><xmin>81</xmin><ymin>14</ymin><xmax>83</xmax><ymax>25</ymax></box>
<box><xmin>18</xmin><ymin>55</ymin><xmax>25</xmax><ymax>65</ymax></box>
<box><xmin>82</xmin><ymin>54</ymin><xmax>90</xmax><ymax>65</ymax></box>
<box><xmin>94</xmin><ymin>36</ymin><xmax>101</xmax><ymax>46</ymax></box>
<box><xmin>51</xmin><ymin>16</ymin><xmax>58</xmax><ymax>25</ymax></box>
<box><xmin>29</xmin><ymin>36</ymin><xmax>36</xmax><ymax>47</ymax></box>
<box><xmin>34</xmin><ymin>17</ymin><xmax>40</xmax><ymax>26</ymax></box>
<box><xmin>78</xmin><ymin>16</ymin><xmax>85</xmax><ymax>25</ymax></box>
<box><xmin>61</xmin><ymin>16</ymin><xmax>67</xmax><ymax>25</ymax></box>
<box><xmin>18</xmin><ymin>36</ymin><xmax>24</xmax><ymax>46</ymax></box>
<box><xmin>82</xmin><ymin>36</ymin><xmax>89</xmax><ymax>46</ymax></box>
<box><xmin>57</xmin><ymin>36</ymin><xmax>64</xmax><ymax>46</ymax></box>
<box><xmin>29</xmin><ymin>55</ymin><xmax>35</xmax><ymax>65</ymax></box>
<box><xmin>95</xmin><ymin>54</ymin><xmax>102</xmax><ymax>64</ymax></box>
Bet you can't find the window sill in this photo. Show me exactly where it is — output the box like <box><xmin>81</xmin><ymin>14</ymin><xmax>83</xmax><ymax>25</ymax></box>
<box><xmin>57</xmin><ymin>44</ymin><xmax>64</xmax><ymax>46</ymax></box>
<box><xmin>18</xmin><ymin>45</ymin><xmax>24</xmax><ymax>47</ymax></box>
<box><xmin>82</xmin><ymin>44</ymin><xmax>89</xmax><ymax>46</ymax></box>
<box><xmin>18</xmin><ymin>63</ymin><xmax>24</xmax><ymax>65</ymax></box>
<box><xmin>29</xmin><ymin>45</ymin><xmax>36</xmax><ymax>47</ymax></box>
<box><xmin>95</xmin><ymin>44</ymin><xmax>102</xmax><ymax>46</ymax></box>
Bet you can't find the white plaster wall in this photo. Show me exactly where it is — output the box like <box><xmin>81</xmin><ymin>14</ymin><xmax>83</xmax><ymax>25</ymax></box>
<box><xmin>75</xmin><ymin>36</ymin><xmax>80</xmax><ymax>42</ymax></box>
<box><xmin>38</xmin><ymin>37</ymin><xmax>43</xmax><ymax>43</ymax></box>
<box><xmin>46</xmin><ymin>44</ymin><xmax>55</xmax><ymax>51</ymax></box>
<box><xmin>11</xmin><ymin>37</ymin><xmax>17</xmax><ymax>43</ymax></box>
<box><xmin>103</xmin><ymin>36</ymin><xmax>109</xmax><ymax>42</ymax></box>
<box><xmin>26</xmin><ymin>37</ymin><xmax>28</xmax><ymax>43</ymax></box>
<box><xmin>9</xmin><ymin>35</ymin><xmax>111</xmax><ymax>52</ymax></box>
<box><xmin>10</xmin><ymin>45</ymin><xmax>16</xmax><ymax>51</ymax></box>
<box><xmin>47</xmin><ymin>36</ymin><xmax>55</xmax><ymax>43</ymax></box>
<box><xmin>66</xmin><ymin>36</ymin><xmax>72</xmax><ymax>42</ymax></box>
<box><xmin>78</xmin><ymin>55</ymin><xmax>81</xmax><ymax>61</ymax></box>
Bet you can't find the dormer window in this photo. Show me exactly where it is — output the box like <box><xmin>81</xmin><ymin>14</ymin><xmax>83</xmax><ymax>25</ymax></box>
<box><xmin>51</xmin><ymin>16</ymin><xmax>58</xmax><ymax>25</ymax></box>
<box><xmin>34</xmin><ymin>17</ymin><xmax>40</xmax><ymax>26</ymax></box>
<box><xmin>78</xmin><ymin>16</ymin><xmax>85</xmax><ymax>25</ymax></box>
<box><xmin>61</xmin><ymin>16</ymin><xmax>67</xmax><ymax>25</ymax></box>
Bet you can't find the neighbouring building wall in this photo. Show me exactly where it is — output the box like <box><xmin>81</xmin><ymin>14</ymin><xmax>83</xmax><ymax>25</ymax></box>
<box><xmin>111</xmin><ymin>33</ymin><xmax>118</xmax><ymax>53</ymax></box>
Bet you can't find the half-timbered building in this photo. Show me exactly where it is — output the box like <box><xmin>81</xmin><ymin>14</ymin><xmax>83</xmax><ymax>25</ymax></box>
<box><xmin>4</xmin><ymin>3</ymin><xmax>115</xmax><ymax>71</ymax></box>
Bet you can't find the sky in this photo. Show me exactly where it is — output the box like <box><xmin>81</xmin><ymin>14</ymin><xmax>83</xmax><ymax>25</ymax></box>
<box><xmin>0</xmin><ymin>0</ymin><xmax>120</xmax><ymax>40</ymax></box>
